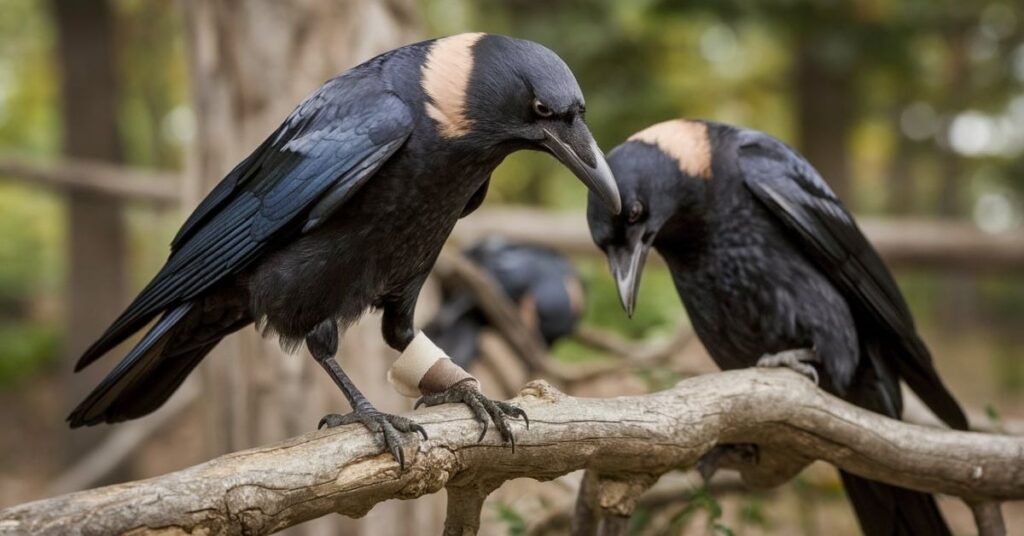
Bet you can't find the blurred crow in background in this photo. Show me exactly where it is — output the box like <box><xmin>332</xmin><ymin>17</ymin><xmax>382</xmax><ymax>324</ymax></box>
<box><xmin>67</xmin><ymin>33</ymin><xmax>621</xmax><ymax>466</ymax></box>
<box><xmin>587</xmin><ymin>119</ymin><xmax>967</xmax><ymax>535</ymax></box>
<box><xmin>425</xmin><ymin>237</ymin><xmax>584</xmax><ymax>369</ymax></box>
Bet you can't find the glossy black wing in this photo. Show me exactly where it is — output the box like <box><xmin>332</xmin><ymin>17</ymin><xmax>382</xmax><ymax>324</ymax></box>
<box><xmin>76</xmin><ymin>69</ymin><xmax>414</xmax><ymax>370</ymax></box>
<box><xmin>737</xmin><ymin>131</ymin><xmax>966</xmax><ymax>429</ymax></box>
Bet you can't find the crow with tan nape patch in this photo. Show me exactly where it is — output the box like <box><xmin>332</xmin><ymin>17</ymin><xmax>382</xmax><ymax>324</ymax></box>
<box><xmin>587</xmin><ymin>119</ymin><xmax>967</xmax><ymax>535</ymax></box>
<box><xmin>68</xmin><ymin>33</ymin><xmax>621</xmax><ymax>468</ymax></box>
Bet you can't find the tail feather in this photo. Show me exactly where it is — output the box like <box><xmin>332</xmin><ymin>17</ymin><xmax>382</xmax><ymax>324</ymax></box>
<box><xmin>840</xmin><ymin>471</ymin><xmax>951</xmax><ymax>536</ymax></box>
<box><xmin>841</xmin><ymin>349</ymin><xmax>955</xmax><ymax>535</ymax></box>
<box><xmin>900</xmin><ymin>335</ymin><xmax>968</xmax><ymax>430</ymax></box>
<box><xmin>68</xmin><ymin>303</ymin><xmax>231</xmax><ymax>427</ymax></box>
<box><xmin>73</xmin><ymin>277</ymin><xmax>173</xmax><ymax>372</ymax></box>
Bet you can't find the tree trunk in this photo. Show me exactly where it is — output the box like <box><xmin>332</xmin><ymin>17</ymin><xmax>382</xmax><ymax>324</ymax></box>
<box><xmin>938</xmin><ymin>24</ymin><xmax>976</xmax><ymax>331</ymax></box>
<box><xmin>180</xmin><ymin>2</ymin><xmax>438</xmax><ymax>534</ymax></box>
<box><xmin>794</xmin><ymin>34</ymin><xmax>854</xmax><ymax>202</ymax></box>
<box><xmin>51</xmin><ymin>0</ymin><xmax>128</xmax><ymax>462</ymax></box>
<box><xmin>886</xmin><ymin>108</ymin><xmax>916</xmax><ymax>215</ymax></box>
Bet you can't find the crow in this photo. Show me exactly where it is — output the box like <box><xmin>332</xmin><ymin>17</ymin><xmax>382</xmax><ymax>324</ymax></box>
<box><xmin>586</xmin><ymin>119</ymin><xmax>967</xmax><ymax>535</ymax></box>
<box><xmin>68</xmin><ymin>33</ymin><xmax>621</xmax><ymax>467</ymax></box>
<box><xmin>425</xmin><ymin>237</ymin><xmax>584</xmax><ymax>369</ymax></box>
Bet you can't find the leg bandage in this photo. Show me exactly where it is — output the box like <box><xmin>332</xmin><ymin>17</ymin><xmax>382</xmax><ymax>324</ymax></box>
<box><xmin>388</xmin><ymin>332</ymin><xmax>478</xmax><ymax>398</ymax></box>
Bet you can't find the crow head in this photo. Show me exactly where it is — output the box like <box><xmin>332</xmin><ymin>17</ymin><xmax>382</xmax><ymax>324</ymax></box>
<box><xmin>587</xmin><ymin>119</ymin><xmax>713</xmax><ymax>316</ymax></box>
<box><xmin>421</xmin><ymin>33</ymin><xmax>620</xmax><ymax>214</ymax></box>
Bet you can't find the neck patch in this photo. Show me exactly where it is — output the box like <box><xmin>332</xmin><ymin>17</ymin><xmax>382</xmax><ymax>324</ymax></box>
<box><xmin>629</xmin><ymin>120</ymin><xmax>712</xmax><ymax>179</ymax></box>
<box><xmin>421</xmin><ymin>33</ymin><xmax>485</xmax><ymax>138</ymax></box>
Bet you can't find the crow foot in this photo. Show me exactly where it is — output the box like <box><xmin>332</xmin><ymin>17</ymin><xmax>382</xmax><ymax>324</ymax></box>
<box><xmin>756</xmin><ymin>348</ymin><xmax>819</xmax><ymax>385</ymax></box>
<box><xmin>415</xmin><ymin>380</ymin><xmax>528</xmax><ymax>451</ymax></box>
<box><xmin>318</xmin><ymin>409</ymin><xmax>427</xmax><ymax>469</ymax></box>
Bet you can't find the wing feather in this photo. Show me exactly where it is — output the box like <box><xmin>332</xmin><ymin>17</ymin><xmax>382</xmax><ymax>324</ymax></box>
<box><xmin>737</xmin><ymin>131</ymin><xmax>967</xmax><ymax>429</ymax></box>
<box><xmin>76</xmin><ymin>67</ymin><xmax>413</xmax><ymax>370</ymax></box>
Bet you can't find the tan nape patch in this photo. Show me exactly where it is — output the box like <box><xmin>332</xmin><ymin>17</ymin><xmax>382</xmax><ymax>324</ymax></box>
<box><xmin>629</xmin><ymin>120</ymin><xmax>712</xmax><ymax>179</ymax></box>
<box><xmin>421</xmin><ymin>33</ymin><xmax>485</xmax><ymax>138</ymax></box>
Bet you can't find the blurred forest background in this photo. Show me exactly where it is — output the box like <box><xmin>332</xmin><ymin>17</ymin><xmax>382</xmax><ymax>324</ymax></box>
<box><xmin>0</xmin><ymin>0</ymin><xmax>1022</xmax><ymax>534</ymax></box>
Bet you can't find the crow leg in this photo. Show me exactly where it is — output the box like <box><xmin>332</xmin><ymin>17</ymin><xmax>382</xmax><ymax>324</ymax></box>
<box><xmin>756</xmin><ymin>348</ymin><xmax>819</xmax><ymax>385</ymax></box>
<box><xmin>415</xmin><ymin>380</ymin><xmax>528</xmax><ymax>451</ymax></box>
<box><xmin>381</xmin><ymin>279</ymin><xmax>527</xmax><ymax>449</ymax></box>
<box><xmin>307</xmin><ymin>321</ymin><xmax>426</xmax><ymax>469</ymax></box>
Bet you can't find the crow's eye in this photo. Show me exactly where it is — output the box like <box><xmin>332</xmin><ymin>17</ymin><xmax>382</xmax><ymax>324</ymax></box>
<box><xmin>532</xmin><ymin>99</ymin><xmax>553</xmax><ymax>118</ymax></box>
<box><xmin>627</xmin><ymin>201</ymin><xmax>644</xmax><ymax>224</ymax></box>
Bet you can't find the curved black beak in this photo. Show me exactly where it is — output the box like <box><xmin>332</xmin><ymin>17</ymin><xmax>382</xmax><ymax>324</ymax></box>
<box><xmin>541</xmin><ymin>125</ymin><xmax>621</xmax><ymax>215</ymax></box>
<box><xmin>606</xmin><ymin>226</ymin><xmax>653</xmax><ymax>318</ymax></box>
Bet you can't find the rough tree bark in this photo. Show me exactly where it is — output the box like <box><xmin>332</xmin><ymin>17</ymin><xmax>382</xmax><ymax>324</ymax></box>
<box><xmin>1</xmin><ymin>369</ymin><xmax>1021</xmax><ymax>535</ymax></box>
<box><xmin>180</xmin><ymin>1</ymin><xmax>425</xmax><ymax>534</ymax></box>
<box><xmin>51</xmin><ymin>0</ymin><xmax>129</xmax><ymax>463</ymax></box>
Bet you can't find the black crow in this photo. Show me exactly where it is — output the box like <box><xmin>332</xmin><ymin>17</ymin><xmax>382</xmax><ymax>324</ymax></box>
<box><xmin>586</xmin><ymin>119</ymin><xmax>967</xmax><ymax>535</ymax></box>
<box><xmin>68</xmin><ymin>33</ymin><xmax>621</xmax><ymax>466</ymax></box>
<box><xmin>425</xmin><ymin>237</ymin><xmax>584</xmax><ymax>369</ymax></box>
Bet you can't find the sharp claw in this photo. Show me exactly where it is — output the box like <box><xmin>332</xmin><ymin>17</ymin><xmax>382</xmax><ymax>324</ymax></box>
<box><xmin>476</xmin><ymin>417</ymin><xmax>488</xmax><ymax>443</ymax></box>
<box><xmin>316</xmin><ymin>410</ymin><xmax>424</xmax><ymax>469</ymax></box>
<box><xmin>415</xmin><ymin>385</ymin><xmax>528</xmax><ymax>450</ymax></box>
<box><xmin>503</xmin><ymin>404</ymin><xmax>529</xmax><ymax>428</ymax></box>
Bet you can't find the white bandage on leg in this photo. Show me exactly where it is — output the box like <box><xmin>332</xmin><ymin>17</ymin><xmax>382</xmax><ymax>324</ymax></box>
<box><xmin>387</xmin><ymin>332</ymin><xmax>477</xmax><ymax>398</ymax></box>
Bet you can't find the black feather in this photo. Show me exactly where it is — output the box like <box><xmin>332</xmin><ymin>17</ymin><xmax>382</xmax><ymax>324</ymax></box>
<box><xmin>75</xmin><ymin>67</ymin><xmax>413</xmax><ymax>372</ymax></box>
<box><xmin>737</xmin><ymin>131</ymin><xmax>967</xmax><ymax>430</ymax></box>
<box><xmin>590</xmin><ymin>121</ymin><xmax>967</xmax><ymax>536</ymax></box>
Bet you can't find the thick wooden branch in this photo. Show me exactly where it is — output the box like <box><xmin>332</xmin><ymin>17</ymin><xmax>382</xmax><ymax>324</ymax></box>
<box><xmin>2</xmin><ymin>369</ymin><xmax>1021</xmax><ymax>535</ymax></box>
<box><xmin>455</xmin><ymin>207</ymin><xmax>1024</xmax><ymax>273</ymax></box>
<box><xmin>0</xmin><ymin>156</ymin><xmax>180</xmax><ymax>203</ymax></box>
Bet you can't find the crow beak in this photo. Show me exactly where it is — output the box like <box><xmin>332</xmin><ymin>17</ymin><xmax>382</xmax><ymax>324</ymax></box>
<box><xmin>606</xmin><ymin>227</ymin><xmax>653</xmax><ymax>318</ymax></box>
<box><xmin>542</xmin><ymin>125</ymin><xmax>621</xmax><ymax>215</ymax></box>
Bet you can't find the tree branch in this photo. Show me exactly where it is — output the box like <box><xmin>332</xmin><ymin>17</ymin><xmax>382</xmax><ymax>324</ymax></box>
<box><xmin>1</xmin><ymin>368</ymin><xmax>1020</xmax><ymax>535</ymax></box>
<box><xmin>0</xmin><ymin>156</ymin><xmax>180</xmax><ymax>204</ymax></box>
<box><xmin>454</xmin><ymin>207</ymin><xmax>1024</xmax><ymax>273</ymax></box>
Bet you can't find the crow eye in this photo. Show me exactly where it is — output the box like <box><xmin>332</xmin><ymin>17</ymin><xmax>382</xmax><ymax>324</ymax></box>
<box><xmin>532</xmin><ymin>99</ymin><xmax>553</xmax><ymax>118</ymax></box>
<box><xmin>627</xmin><ymin>201</ymin><xmax>644</xmax><ymax>224</ymax></box>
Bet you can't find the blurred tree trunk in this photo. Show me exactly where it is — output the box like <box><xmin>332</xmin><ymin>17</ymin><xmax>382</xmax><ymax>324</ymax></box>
<box><xmin>886</xmin><ymin>134</ymin><xmax>915</xmax><ymax>215</ymax></box>
<box><xmin>886</xmin><ymin>97</ymin><xmax>917</xmax><ymax>215</ymax></box>
<box><xmin>181</xmin><ymin>2</ymin><xmax>441</xmax><ymax>534</ymax></box>
<box><xmin>939</xmin><ymin>28</ymin><xmax>968</xmax><ymax>219</ymax></box>
<box><xmin>52</xmin><ymin>0</ymin><xmax>127</xmax><ymax>461</ymax></box>
<box><xmin>794</xmin><ymin>35</ymin><xmax>854</xmax><ymax>202</ymax></box>
<box><xmin>938</xmin><ymin>24</ymin><xmax>976</xmax><ymax>330</ymax></box>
